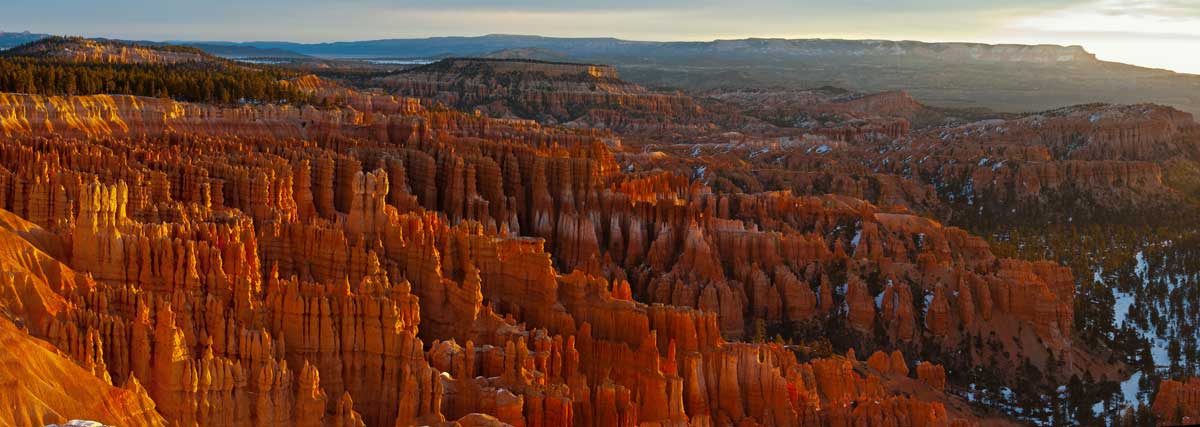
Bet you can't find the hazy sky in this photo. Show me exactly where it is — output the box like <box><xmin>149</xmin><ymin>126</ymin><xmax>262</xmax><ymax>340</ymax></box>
<box><xmin>4</xmin><ymin>0</ymin><xmax>1199</xmax><ymax>73</ymax></box>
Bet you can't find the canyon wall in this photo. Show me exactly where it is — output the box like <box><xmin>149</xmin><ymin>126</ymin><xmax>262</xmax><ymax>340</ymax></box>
<box><xmin>0</xmin><ymin>92</ymin><xmax>1033</xmax><ymax>426</ymax></box>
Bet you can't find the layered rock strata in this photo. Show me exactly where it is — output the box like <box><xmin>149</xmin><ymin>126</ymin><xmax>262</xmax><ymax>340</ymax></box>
<box><xmin>0</xmin><ymin>91</ymin><xmax>1109</xmax><ymax>427</ymax></box>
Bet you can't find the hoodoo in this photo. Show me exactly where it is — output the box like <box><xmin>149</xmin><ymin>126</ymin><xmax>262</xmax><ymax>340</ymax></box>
<box><xmin>1</xmin><ymin>16</ymin><xmax>1198</xmax><ymax>427</ymax></box>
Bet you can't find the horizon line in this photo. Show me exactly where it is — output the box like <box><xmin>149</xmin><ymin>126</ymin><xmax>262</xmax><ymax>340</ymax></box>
<box><xmin>8</xmin><ymin>29</ymin><xmax>1198</xmax><ymax>75</ymax></box>
<box><xmin>3</xmin><ymin>29</ymin><xmax>1094</xmax><ymax>50</ymax></box>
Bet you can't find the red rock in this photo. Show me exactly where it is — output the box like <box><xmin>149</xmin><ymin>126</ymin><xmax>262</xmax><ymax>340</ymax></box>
<box><xmin>867</xmin><ymin>351</ymin><xmax>891</xmax><ymax>373</ymax></box>
<box><xmin>8</xmin><ymin>37</ymin><xmax>219</xmax><ymax>65</ymax></box>
<box><xmin>917</xmin><ymin>362</ymin><xmax>947</xmax><ymax>391</ymax></box>
<box><xmin>0</xmin><ymin>89</ymin><xmax>1046</xmax><ymax>427</ymax></box>
<box><xmin>377</xmin><ymin>58</ymin><xmax>712</xmax><ymax>133</ymax></box>
<box><xmin>1152</xmin><ymin>378</ymin><xmax>1200</xmax><ymax>425</ymax></box>
<box><xmin>0</xmin><ymin>317</ymin><xmax>167</xmax><ymax>427</ymax></box>
<box><xmin>845</xmin><ymin>274</ymin><xmax>876</xmax><ymax>333</ymax></box>
<box><xmin>879</xmin><ymin>281</ymin><xmax>916</xmax><ymax>342</ymax></box>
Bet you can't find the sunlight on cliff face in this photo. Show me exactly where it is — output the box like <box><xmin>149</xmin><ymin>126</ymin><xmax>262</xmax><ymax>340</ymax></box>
<box><xmin>1007</xmin><ymin>0</ymin><xmax>1200</xmax><ymax>74</ymax></box>
<box><xmin>0</xmin><ymin>95</ymin><xmax>147</xmax><ymax>138</ymax></box>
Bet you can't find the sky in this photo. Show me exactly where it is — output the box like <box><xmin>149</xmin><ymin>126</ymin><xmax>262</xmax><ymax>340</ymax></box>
<box><xmin>3</xmin><ymin>0</ymin><xmax>1199</xmax><ymax>74</ymax></box>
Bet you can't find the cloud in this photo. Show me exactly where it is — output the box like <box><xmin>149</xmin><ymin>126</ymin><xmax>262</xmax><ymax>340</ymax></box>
<box><xmin>993</xmin><ymin>0</ymin><xmax>1200</xmax><ymax>73</ymax></box>
<box><xmin>1094</xmin><ymin>0</ymin><xmax>1200</xmax><ymax>17</ymax></box>
<box><xmin>1012</xmin><ymin>0</ymin><xmax>1200</xmax><ymax>37</ymax></box>
<box><xmin>390</xmin><ymin>0</ymin><xmax>1098</xmax><ymax>21</ymax></box>
<box><xmin>0</xmin><ymin>0</ymin><xmax>1037</xmax><ymax>41</ymax></box>
<box><xmin>310</xmin><ymin>0</ymin><xmax>1088</xmax><ymax>14</ymax></box>
<box><xmin>2</xmin><ymin>0</ymin><xmax>1195</xmax><ymax>73</ymax></box>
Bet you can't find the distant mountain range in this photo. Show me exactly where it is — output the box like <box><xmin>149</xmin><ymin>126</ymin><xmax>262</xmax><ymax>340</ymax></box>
<box><xmin>3</xmin><ymin>32</ymin><xmax>1199</xmax><ymax>115</ymax></box>
<box><xmin>0</xmin><ymin>31</ymin><xmax>53</xmax><ymax>49</ymax></box>
<box><xmin>166</xmin><ymin>35</ymin><xmax>1200</xmax><ymax>116</ymax></box>
<box><xmin>0</xmin><ymin>31</ymin><xmax>307</xmax><ymax>58</ymax></box>
<box><xmin>153</xmin><ymin>42</ymin><xmax>312</xmax><ymax>59</ymax></box>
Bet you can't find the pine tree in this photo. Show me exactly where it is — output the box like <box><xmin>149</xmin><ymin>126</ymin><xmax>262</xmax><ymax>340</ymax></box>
<box><xmin>752</xmin><ymin>318</ymin><xmax>766</xmax><ymax>343</ymax></box>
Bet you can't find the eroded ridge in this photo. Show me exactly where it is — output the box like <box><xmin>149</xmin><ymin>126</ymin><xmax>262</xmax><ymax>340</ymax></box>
<box><xmin>0</xmin><ymin>91</ymin><xmax>1102</xmax><ymax>427</ymax></box>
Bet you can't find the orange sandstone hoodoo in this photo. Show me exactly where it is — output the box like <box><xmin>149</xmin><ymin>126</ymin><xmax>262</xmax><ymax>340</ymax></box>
<box><xmin>0</xmin><ymin>86</ymin><xmax>1139</xmax><ymax>427</ymax></box>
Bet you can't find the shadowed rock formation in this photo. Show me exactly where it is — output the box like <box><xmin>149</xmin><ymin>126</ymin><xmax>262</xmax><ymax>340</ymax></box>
<box><xmin>374</xmin><ymin>58</ymin><xmax>717</xmax><ymax>133</ymax></box>
<box><xmin>0</xmin><ymin>90</ymin><xmax>1034</xmax><ymax>426</ymax></box>
<box><xmin>1153</xmin><ymin>378</ymin><xmax>1200</xmax><ymax>426</ymax></box>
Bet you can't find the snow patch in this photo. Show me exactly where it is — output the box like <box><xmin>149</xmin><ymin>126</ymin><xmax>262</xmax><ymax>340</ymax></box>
<box><xmin>1120</xmin><ymin>371</ymin><xmax>1143</xmax><ymax>407</ymax></box>
<box><xmin>49</xmin><ymin>422</ymin><xmax>110</xmax><ymax>427</ymax></box>
<box><xmin>1112</xmin><ymin>288</ymin><xmax>1134</xmax><ymax>327</ymax></box>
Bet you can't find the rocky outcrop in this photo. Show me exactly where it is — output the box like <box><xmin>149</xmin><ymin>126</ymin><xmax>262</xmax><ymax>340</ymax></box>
<box><xmin>704</xmin><ymin>88</ymin><xmax>924</xmax><ymax>140</ymax></box>
<box><xmin>916</xmin><ymin>362</ymin><xmax>946</xmax><ymax>391</ymax></box>
<box><xmin>0</xmin><ymin>317</ymin><xmax>166</xmax><ymax>427</ymax></box>
<box><xmin>1153</xmin><ymin>378</ymin><xmax>1200</xmax><ymax>426</ymax></box>
<box><xmin>935</xmin><ymin>103</ymin><xmax>1199</xmax><ymax>162</ymax></box>
<box><xmin>424</xmin><ymin>58</ymin><xmax>620</xmax><ymax>79</ymax></box>
<box><xmin>904</xmin><ymin>103</ymin><xmax>1198</xmax><ymax>219</ymax></box>
<box><xmin>936</xmin><ymin>158</ymin><xmax>1173</xmax><ymax>210</ymax></box>
<box><xmin>5</xmin><ymin>36</ymin><xmax>219</xmax><ymax>65</ymax></box>
<box><xmin>0</xmin><ymin>91</ymin><xmax>1069</xmax><ymax>427</ymax></box>
<box><xmin>375</xmin><ymin>58</ymin><xmax>714</xmax><ymax>133</ymax></box>
<box><xmin>866</xmin><ymin>350</ymin><xmax>909</xmax><ymax>376</ymax></box>
<box><xmin>657</xmin><ymin>91</ymin><xmax>1200</xmax><ymax>224</ymax></box>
